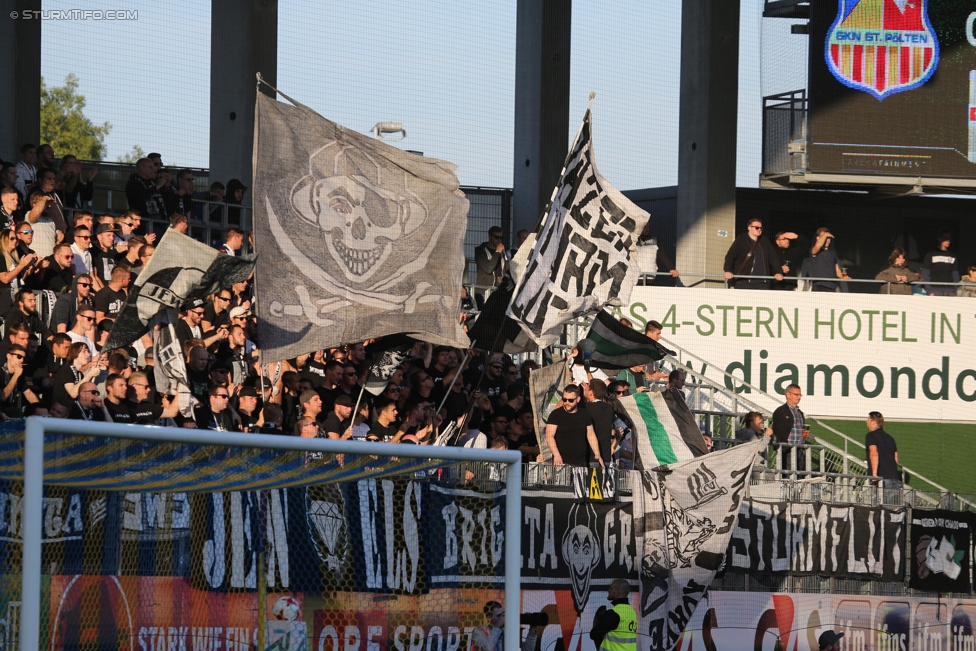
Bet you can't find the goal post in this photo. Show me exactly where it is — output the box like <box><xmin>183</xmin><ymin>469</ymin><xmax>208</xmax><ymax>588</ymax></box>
<box><xmin>18</xmin><ymin>416</ymin><xmax>523</xmax><ymax>651</ymax></box>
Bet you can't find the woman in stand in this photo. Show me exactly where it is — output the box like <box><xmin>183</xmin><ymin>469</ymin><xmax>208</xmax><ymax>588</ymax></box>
<box><xmin>876</xmin><ymin>248</ymin><xmax>920</xmax><ymax>295</ymax></box>
<box><xmin>0</xmin><ymin>228</ymin><xmax>37</xmax><ymax>318</ymax></box>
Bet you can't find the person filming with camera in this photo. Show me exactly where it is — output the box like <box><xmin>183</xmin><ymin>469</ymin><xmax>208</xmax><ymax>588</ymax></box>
<box><xmin>471</xmin><ymin>601</ymin><xmax>547</xmax><ymax>651</ymax></box>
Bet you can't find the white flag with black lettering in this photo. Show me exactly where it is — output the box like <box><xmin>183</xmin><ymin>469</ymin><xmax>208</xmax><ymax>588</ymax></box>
<box><xmin>507</xmin><ymin>109</ymin><xmax>650</xmax><ymax>348</ymax></box>
<box><xmin>634</xmin><ymin>439</ymin><xmax>763</xmax><ymax>651</ymax></box>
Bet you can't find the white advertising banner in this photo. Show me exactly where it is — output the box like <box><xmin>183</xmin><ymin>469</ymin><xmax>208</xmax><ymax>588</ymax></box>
<box><xmin>613</xmin><ymin>288</ymin><xmax>976</xmax><ymax>421</ymax></box>
<box><xmin>520</xmin><ymin>589</ymin><xmax>976</xmax><ymax>651</ymax></box>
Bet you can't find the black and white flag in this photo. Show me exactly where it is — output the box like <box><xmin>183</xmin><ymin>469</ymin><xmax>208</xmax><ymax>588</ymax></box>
<box><xmin>252</xmin><ymin>91</ymin><xmax>470</xmax><ymax>361</ymax></box>
<box><xmin>507</xmin><ymin>109</ymin><xmax>651</xmax><ymax>348</ymax></box>
<box><xmin>153</xmin><ymin>313</ymin><xmax>197</xmax><ymax>417</ymax></box>
<box><xmin>103</xmin><ymin>230</ymin><xmax>256</xmax><ymax>351</ymax></box>
<box><xmin>634</xmin><ymin>439</ymin><xmax>762</xmax><ymax>651</ymax></box>
<box><xmin>362</xmin><ymin>335</ymin><xmax>414</xmax><ymax>396</ymax></box>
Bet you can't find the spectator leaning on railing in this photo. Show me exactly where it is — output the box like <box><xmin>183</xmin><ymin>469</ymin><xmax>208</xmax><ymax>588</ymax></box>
<box><xmin>875</xmin><ymin>248</ymin><xmax>920</xmax><ymax>295</ymax></box>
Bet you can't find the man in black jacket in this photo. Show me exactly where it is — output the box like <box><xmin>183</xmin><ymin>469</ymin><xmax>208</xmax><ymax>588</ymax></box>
<box><xmin>771</xmin><ymin>384</ymin><xmax>808</xmax><ymax>472</ymax></box>
<box><xmin>125</xmin><ymin>158</ymin><xmax>167</xmax><ymax>220</ymax></box>
<box><xmin>723</xmin><ymin>218</ymin><xmax>783</xmax><ymax>289</ymax></box>
<box><xmin>473</xmin><ymin>226</ymin><xmax>509</xmax><ymax>307</ymax></box>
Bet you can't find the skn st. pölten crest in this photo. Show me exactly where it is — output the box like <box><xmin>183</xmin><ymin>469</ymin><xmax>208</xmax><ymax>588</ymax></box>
<box><xmin>826</xmin><ymin>0</ymin><xmax>939</xmax><ymax>100</ymax></box>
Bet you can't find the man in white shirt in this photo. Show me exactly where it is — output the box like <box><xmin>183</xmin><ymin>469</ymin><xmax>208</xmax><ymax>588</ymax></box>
<box><xmin>69</xmin><ymin>227</ymin><xmax>94</xmax><ymax>276</ymax></box>
<box><xmin>14</xmin><ymin>144</ymin><xmax>37</xmax><ymax>201</ymax></box>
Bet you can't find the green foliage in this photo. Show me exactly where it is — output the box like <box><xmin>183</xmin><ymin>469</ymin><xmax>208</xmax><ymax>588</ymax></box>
<box><xmin>40</xmin><ymin>73</ymin><xmax>111</xmax><ymax>161</ymax></box>
<box><xmin>117</xmin><ymin>144</ymin><xmax>146</xmax><ymax>164</ymax></box>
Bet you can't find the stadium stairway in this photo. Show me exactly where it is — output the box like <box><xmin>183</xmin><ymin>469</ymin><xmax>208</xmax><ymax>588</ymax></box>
<box><xmin>658</xmin><ymin>336</ymin><xmax>973</xmax><ymax>510</ymax></box>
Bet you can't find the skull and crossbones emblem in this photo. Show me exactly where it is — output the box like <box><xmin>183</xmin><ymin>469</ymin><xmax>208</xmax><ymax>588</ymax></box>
<box><xmin>289</xmin><ymin>141</ymin><xmax>428</xmax><ymax>284</ymax></box>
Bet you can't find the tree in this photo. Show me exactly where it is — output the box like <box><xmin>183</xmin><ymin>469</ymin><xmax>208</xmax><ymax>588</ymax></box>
<box><xmin>40</xmin><ymin>73</ymin><xmax>111</xmax><ymax>161</ymax></box>
<box><xmin>117</xmin><ymin>145</ymin><xmax>146</xmax><ymax>164</ymax></box>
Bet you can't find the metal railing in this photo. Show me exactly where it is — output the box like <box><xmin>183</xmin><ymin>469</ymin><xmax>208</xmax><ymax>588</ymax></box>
<box><xmin>659</xmin><ymin>333</ymin><xmax>973</xmax><ymax>510</ymax></box>
<box><xmin>762</xmin><ymin>89</ymin><xmax>807</xmax><ymax>176</ymax></box>
<box><xmin>681</xmin><ymin>271</ymin><xmax>969</xmax><ymax>295</ymax></box>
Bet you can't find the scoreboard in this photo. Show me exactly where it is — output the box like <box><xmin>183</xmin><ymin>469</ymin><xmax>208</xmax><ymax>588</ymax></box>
<box><xmin>808</xmin><ymin>0</ymin><xmax>976</xmax><ymax>182</ymax></box>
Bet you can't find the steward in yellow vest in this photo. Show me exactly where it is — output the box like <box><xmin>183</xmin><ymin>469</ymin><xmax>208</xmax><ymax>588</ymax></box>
<box><xmin>590</xmin><ymin>580</ymin><xmax>637</xmax><ymax>651</ymax></box>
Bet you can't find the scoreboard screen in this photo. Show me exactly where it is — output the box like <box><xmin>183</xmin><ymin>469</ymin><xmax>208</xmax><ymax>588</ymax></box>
<box><xmin>808</xmin><ymin>0</ymin><xmax>976</xmax><ymax>181</ymax></box>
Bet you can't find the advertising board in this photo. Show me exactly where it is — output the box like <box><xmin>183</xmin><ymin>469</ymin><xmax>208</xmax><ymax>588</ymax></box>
<box><xmin>614</xmin><ymin>287</ymin><xmax>976</xmax><ymax>420</ymax></box>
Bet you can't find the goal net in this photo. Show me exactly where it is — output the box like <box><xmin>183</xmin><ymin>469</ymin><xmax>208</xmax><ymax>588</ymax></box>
<box><xmin>2</xmin><ymin>417</ymin><xmax>522</xmax><ymax>651</ymax></box>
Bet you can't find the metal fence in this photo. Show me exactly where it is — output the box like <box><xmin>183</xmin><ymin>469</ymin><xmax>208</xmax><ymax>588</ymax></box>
<box><xmin>762</xmin><ymin>89</ymin><xmax>807</xmax><ymax>176</ymax></box>
<box><xmin>71</xmin><ymin>160</ymin><xmax>512</xmax><ymax>270</ymax></box>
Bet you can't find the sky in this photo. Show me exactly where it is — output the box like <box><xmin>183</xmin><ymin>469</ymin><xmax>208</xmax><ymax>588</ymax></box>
<box><xmin>39</xmin><ymin>0</ymin><xmax>807</xmax><ymax>191</ymax></box>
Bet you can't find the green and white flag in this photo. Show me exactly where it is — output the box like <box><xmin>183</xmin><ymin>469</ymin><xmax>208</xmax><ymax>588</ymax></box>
<box><xmin>617</xmin><ymin>392</ymin><xmax>697</xmax><ymax>468</ymax></box>
<box><xmin>576</xmin><ymin>311</ymin><xmax>673</xmax><ymax>370</ymax></box>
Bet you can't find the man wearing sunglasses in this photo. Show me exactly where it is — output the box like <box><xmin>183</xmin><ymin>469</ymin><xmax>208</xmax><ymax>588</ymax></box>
<box><xmin>193</xmin><ymin>383</ymin><xmax>238</xmax><ymax>431</ymax></box>
<box><xmin>722</xmin><ymin>218</ymin><xmax>783</xmax><ymax>290</ymax></box>
<box><xmin>69</xmin><ymin>226</ymin><xmax>93</xmax><ymax>276</ymax></box>
<box><xmin>129</xmin><ymin>371</ymin><xmax>179</xmax><ymax>425</ymax></box>
<box><xmin>1</xmin><ymin>343</ymin><xmax>37</xmax><ymax>419</ymax></box>
<box><xmin>544</xmin><ymin>384</ymin><xmax>604</xmax><ymax>468</ymax></box>
<box><xmin>66</xmin><ymin>307</ymin><xmax>97</xmax><ymax>358</ymax></box>
<box><xmin>51</xmin><ymin>274</ymin><xmax>93</xmax><ymax>334</ymax></box>
<box><xmin>38</xmin><ymin>244</ymin><xmax>76</xmax><ymax>294</ymax></box>
<box><xmin>68</xmin><ymin>381</ymin><xmax>105</xmax><ymax>422</ymax></box>
<box><xmin>90</xmin><ymin>223</ymin><xmax>118</xmax><ymax>290</ymax></box>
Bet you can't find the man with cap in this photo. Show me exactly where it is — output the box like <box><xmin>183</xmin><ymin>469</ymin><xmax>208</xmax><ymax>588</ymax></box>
<box><xmin>235</xmin><ymin>385</ymin><xmax>260</xmax><ymax>432</ymax></box>
<box><xmin>299</xmin><ymin>389</ymin><xmax>324</xmax><ymax>426</ymax></box>
<box><xmin>321</xmin><ymin>393</ymin><xmax>354</xmax><ymax>440</ymax></box>
<box><xmin>176</xmin><ymin>298</ymin><xmax>227</xmax><ymax>350</ymax></box>
<box><xmin>819</xmin><ymin>630</ymin><xmax>844</xmax><ymax>651</ymax></box>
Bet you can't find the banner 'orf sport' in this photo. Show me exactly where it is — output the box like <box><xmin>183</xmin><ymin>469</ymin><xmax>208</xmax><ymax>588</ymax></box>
<box><xmin>252</xmin><ymin>92</ymin><xmax>470</xmax><ymax>361</ymax></box>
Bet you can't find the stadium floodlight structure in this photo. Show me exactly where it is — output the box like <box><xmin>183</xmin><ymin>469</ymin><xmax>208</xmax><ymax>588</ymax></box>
<box><xmin>371</xmin><ymin>122</ymin><xmax>406</xmax><ymax>140</ymax></box>
<box><xmin>18</xmin><ymin>416</ymin><xmax>522</xmax><ymax>651</ymax></box>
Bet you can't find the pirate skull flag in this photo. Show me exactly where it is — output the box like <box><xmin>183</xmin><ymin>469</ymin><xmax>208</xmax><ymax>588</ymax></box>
<box><xmin>252</xmin><ymin>92</ymin><xmax>470</xmax><ymax>361</ymax></box>
<box><xmin>102</xmin><ymin>230</ymin><xmax>256</xmax><ymax>351</ymax></box>
<box><xmin>507</xmin><ymin>109</ymin><xmax>651</xmax><ymax>348</ymax></box>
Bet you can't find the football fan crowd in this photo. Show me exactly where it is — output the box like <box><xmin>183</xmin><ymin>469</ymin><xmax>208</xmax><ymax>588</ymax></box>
<box><xmin>0</xmin><ymin>143</ymin><xmax>952</xmax><ymax>480</ymax></box>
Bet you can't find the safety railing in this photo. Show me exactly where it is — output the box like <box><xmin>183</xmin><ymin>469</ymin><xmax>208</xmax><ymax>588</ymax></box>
<box><xmin>658</xmin><ymin>334</ymin><xmax>971</xmax><ymax>510</ymax></box>
<box><xmin>680</xmin><ymin>271</ymin><xmax>970</xmax><ymax>295</ymax></box>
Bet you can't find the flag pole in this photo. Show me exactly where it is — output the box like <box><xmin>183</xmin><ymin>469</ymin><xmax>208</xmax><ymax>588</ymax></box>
<box><xmin>349</xmin><ymin>355</ymin><xmax>379</xmax><ymax>439</ymax></box>
<box><xmin>435</xmin><ymin>340</ymin><xmax>476</xmax><ymax>417</ymax></box>
<box><xmin>452</xmin><ymin>301</ymin><xmax>512</xmax><ymax>444</ymax></box>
